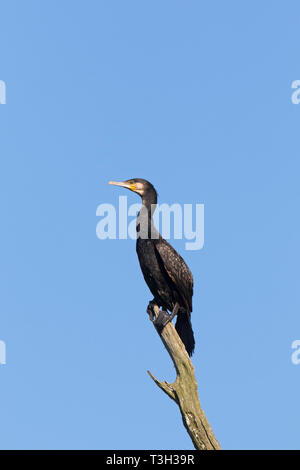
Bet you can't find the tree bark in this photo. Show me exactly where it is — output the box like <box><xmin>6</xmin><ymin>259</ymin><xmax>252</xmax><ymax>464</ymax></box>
<box><xmin>148</xmin><ymin>305</ymin><xmax>221</xmax><ymax>450</ymax></box>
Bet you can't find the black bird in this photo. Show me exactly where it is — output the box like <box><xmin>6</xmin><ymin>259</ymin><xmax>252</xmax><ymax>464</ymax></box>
<box><xmin>109</xmin><ymin>178</ymin><xmax>195</xmax><ymax>356</ymax></box>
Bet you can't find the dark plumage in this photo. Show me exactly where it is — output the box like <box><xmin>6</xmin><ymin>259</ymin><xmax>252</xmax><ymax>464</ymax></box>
<box><xmin>109</xmin><ymin>178</ymin><xmax>195</xmax><ymax>356</ymax></box>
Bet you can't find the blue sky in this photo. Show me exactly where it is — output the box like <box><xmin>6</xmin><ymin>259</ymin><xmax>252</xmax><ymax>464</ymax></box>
<box><xmin>0</xmin><ymin>1</ymin><xmax>300</xmax><ymax>450</ymax></box>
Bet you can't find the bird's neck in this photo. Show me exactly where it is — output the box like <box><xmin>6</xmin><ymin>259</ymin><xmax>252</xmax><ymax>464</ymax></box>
<box><xmin>136</xmin><ymin>200</ymin><xmax>159</xmax><ymax>240</ymax></box>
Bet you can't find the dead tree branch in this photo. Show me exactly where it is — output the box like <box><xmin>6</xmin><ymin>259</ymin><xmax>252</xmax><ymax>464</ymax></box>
<box><xmin>148</xmin><ymin>305</ymin><xmax>221</xmax><ymax>450</ymax></box>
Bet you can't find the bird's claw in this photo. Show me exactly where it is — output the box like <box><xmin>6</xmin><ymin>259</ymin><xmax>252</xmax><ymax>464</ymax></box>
<box><xmin>147</xmin><ymin>300</ymin><xmax>157</xmax><ymax>322</ymax></box>
<box><xmin>154</xmin><ymin>310</ymin><xmax>171</xmax><ymax>333</ymax></box>
<box><xmin>153</xmin><ymin>302</ymin><xmax>180</xmax><ymax>332</ymax></box>
<box><xmin>147</xmin><ymin>301</ymin><xmax>179</xmax><ymax>333</ymax></box>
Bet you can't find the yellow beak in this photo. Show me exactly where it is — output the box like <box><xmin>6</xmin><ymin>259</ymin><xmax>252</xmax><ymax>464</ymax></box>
<box><xmin>108</xmin><ymin>181</ymin><xmax>136</xmax><ymax>192</ymax></box>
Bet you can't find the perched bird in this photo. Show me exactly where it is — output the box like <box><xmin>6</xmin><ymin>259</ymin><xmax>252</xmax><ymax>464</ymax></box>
<box><xmin>109</xmin><ymin>178</ymin><xmax>195</xmax><ymax>356</ymax></box>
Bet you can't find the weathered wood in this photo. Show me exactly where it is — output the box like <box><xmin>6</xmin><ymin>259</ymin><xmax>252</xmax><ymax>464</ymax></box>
<box><xmin>148</xmin><ymin>305</ymin><xmax>221</xmax><ymax>450</ymax></box>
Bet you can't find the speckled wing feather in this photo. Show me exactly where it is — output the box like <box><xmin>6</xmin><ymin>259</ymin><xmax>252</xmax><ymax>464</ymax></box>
<box><xmin>154</xmin><ymin>238</ymin><xmax>193</xmax><ymax>312</ymax></box>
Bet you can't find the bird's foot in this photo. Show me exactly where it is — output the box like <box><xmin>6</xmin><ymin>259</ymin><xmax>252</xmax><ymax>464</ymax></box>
<box><xmin>147</xmin><ymin>301</ymin><xmax>180</xmax><ymax>333</ymax></box>
<box><xmin>155</xmin><ymin>303</ymin><xmax>180</xmax><ymax>332</ymax></box>
<box><xmin>146</xmin><ymin>300</ymin><xmax>169</xmax><ymax>332</ymax></box>
<box><xmin>147</xmin><ymin>299</ymin><xmax>158</xmax><ymax>322</ymax></box>
<box><xmin>154</xmin><ymin>309</ymin><xmax>171</xmax><ymax>333</ymax></box>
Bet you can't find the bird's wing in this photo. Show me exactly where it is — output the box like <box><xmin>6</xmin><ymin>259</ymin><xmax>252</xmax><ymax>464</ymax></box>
<box><xmin>154</xmin><ymin>238</ymin><xmax>193</xmax><ymax>312</ymax></box>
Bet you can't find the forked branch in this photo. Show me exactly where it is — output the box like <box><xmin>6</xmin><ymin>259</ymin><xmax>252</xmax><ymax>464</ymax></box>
<box><xmin>148</xmin><ymin>305</ymin><xmax>221</xmax><ymax>450</ymax></box>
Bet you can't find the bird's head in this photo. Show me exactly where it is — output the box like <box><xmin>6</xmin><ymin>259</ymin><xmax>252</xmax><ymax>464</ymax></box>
<box><xmin>109</xmin><ymin>178</ymin><xmax>157</xmax><ymax>205</ymax></box>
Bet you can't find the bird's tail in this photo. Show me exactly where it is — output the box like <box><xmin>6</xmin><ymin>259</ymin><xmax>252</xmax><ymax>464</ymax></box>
<box><xmin>175</xmin><ymin>311</ymin><xmax>195</xmax><ymax>357</ymax></box>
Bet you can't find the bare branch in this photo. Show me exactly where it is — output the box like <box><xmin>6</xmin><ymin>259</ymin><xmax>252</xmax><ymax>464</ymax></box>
<box><xmin>148</xmin><ymin>305</ymin><xmax>221</xmax><ymax>450</ymax></box>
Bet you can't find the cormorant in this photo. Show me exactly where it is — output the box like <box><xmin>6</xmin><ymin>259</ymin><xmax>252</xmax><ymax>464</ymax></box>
<box><xmin>109</xmin><ymin>178</ymin><xmax>195</xmax><ymax>356</ymax></box>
